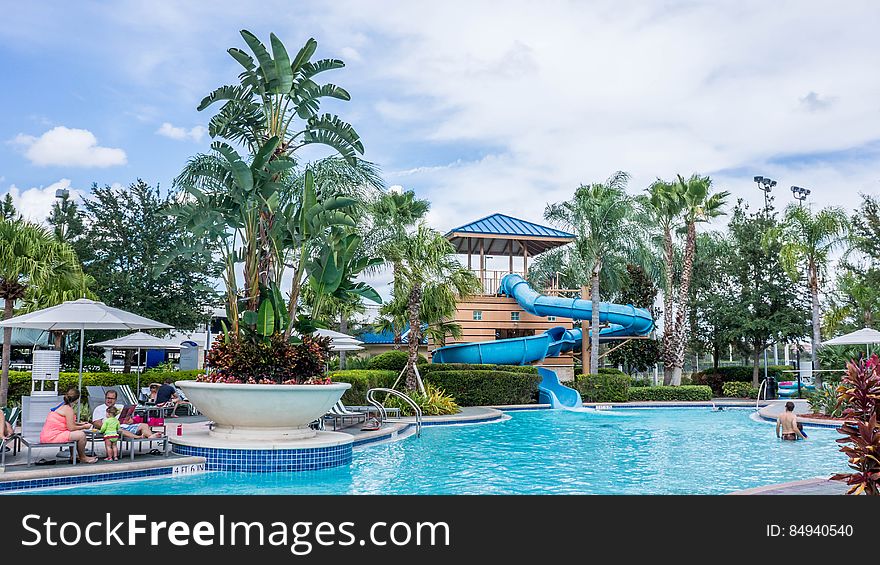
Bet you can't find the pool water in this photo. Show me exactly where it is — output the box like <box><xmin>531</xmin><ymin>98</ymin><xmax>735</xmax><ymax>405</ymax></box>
<box><xmin>27</xmin><ymin>408</ymin><xmax>846</xmax><ymax>495</ymax></box>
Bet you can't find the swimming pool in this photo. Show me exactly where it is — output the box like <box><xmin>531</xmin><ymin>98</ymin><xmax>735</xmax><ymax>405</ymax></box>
<box><xmin>24</xmin><ymin>408</ymin><xmax>846</xmax><ymax>495</ymax></box>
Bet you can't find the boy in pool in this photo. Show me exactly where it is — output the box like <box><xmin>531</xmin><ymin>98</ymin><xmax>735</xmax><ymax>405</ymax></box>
<box><xmin>776</xmin><ymin>401</ymin><xmax>807</xmax><ymax>441</ymax></box>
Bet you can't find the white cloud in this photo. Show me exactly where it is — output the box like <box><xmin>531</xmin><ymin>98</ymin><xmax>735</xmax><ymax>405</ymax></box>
<box><xmin>12</xmin><ymin>126</ymin><xmax>127</xmax><ymax>168</ymax></box>
<box><xmin>4</xmin><ymin>179</ymin><xmax>84</xmax><ymax>223</ymax></box>
<box><xmin>312</xmin><ymin>0</ymin><xmax>880</xmax><ymax>227</ymax></box>
<box><xmin>156</xmin><ymin>122</ymin><xmax>207</xmax><ymax>142</ymax></box>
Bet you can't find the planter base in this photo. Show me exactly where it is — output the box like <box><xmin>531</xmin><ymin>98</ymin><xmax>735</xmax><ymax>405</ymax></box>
<box><xmin>208</xmin><ymin>424</ymin><xmax>317</xmax><ymax>442</ymax></box>
<box><xmin>171</xmin><ymin>427</ymin><xmax>353</xmax><ymax>472</ymax></box>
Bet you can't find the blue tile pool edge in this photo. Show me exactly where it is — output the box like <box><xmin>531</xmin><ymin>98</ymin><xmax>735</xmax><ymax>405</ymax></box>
<box><xmin>0</xmin><ymin>467</ymin><xmax>176</xmax><ymax>494</ymax></box>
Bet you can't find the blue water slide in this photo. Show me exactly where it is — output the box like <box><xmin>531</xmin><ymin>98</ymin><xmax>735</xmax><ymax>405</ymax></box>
<box><xmin>430</xmin><ymin>274</ymin><xmax>655</xmax><ymax>409</ymax></box>
<box><xmin>537</xmin><ymin>367</ymin><xmax>581</xmax><ymax>409</ymax></box>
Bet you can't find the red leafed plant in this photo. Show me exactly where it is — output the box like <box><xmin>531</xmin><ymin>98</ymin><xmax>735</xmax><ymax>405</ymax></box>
<box><xmin>199</xmin><ymin>333</ymin><xmax>332</xmax><ymax>385</ymax></box>
<box><xmin>830</xmin><ymin>354</ymin><xmax>880</xmax><ymax>495</ymax></box>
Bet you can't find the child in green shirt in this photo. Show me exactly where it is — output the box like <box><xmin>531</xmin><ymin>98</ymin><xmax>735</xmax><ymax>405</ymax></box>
<box><xmin>100</xmin><ymin>405</ymin><xmax>121</xmax><ymax>461</ymax></box>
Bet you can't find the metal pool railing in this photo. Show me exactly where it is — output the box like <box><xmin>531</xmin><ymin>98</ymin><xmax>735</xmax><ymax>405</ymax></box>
<box><xmin>367</xmin><ymin>388</ymin><xmax>422</xmax><ymax>437</ymax></box>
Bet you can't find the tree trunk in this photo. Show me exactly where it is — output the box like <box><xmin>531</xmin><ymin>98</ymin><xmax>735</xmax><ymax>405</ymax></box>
<box><xmin>662</xmin><ymin>228</ymin><xmax>676</xmax><ymax>385</ymax></box>
<box><xmin>123</xmin><ymin>350</ymin><xmax>132</xmax><ymax>374</ymax></box>
<box><xmin>671</xmin><ymin>221</ymin><xmax>697</xmax><ymax>386</ymax></box>
<box><xmin>405</xmin><ymin>285</ymin><xmax>423</xmax><ymax>391</ymax></box>
<box><xmin>0</xmin><ymin>298</ymin><xmax>12</xmax><ymax>407</ymax></box>
<box><xmin>53</xmin><ymin>331</ymin><xmax>64</xmax><ymax>350</ymax></box>
<box><xmin>809</xmin><ymin>262</ymin><xmax>822</xmax><ymax>386</ymax></box>
<box><xmin>590</xmin><ymin>268</ymin><xmax>600</xmax><ymax>375</ymax></box>
<box><xmin>752</xmin><ymin>347</ymin><xmax>761</xmax><ymax>387</ymax></box>
<box><xmin>338</xmin><ymin>316</ymin><xmax>348</xmax><ymax>370</ymax></box>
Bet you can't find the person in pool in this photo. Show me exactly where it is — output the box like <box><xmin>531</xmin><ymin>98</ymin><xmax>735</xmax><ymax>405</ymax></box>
<box><xmin>776</xmin><ymin>401</ymin><xmax>807</xmax><ymax>441</ymax></box>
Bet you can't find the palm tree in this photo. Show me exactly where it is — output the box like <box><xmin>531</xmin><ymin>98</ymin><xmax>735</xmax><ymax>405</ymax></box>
<box><xmin>639</xmin><ymin>179</ymin><xmax>684</xmax><ymax>383</ymax></box>
<box><xmin>387</xmin><ymin>225</ymin><xmax>481</xmax><ymax>390</ymax></box>
<box><xmin>370</xmin><ymin>189</ymin><xmax>430</xmax><ymax>345</ymax></box>
<box><xmin>0</xmin><ymin>219</ymin><xmax>91</xmax><ymax>406</ymax></box>
<box><xmin>773</xmin><ymin>204</ymin><xmax>850</xmax><ymax>374</ymax></box>
<box><xmin>640</xmin><ymin>174</ymin><xmax>727</xmax><ymax>384</ymax></box>
<box><xmin>544</xmin><ymin>172</ymin><xmax>650</xmax><ymax>374</ymax></box>
<box><xmin>669</xmin><ymin>175</ymin><xmax>729</xmax><ymax>384</ymax></box>
<box><xmin>824</xmin><ymin>270</ymin><xmax>880</xmax><ymax>335</ymax></box>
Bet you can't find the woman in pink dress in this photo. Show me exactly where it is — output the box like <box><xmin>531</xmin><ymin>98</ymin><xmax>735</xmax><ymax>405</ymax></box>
<box><xmin>40</xmin><ymin>388</ymin><xmax>98</xmax><ymax>464</ymax></box>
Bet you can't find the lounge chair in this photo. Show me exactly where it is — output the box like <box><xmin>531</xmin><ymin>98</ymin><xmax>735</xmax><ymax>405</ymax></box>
<box><xmin>1</xmin><ymin>406</ymin><xmax>22</xmax><ymax>460</ymax></box>
<box><xmin>323</xmin><ymin>400</ymin><xmax>368</xmax><ymax>430</ymax></box>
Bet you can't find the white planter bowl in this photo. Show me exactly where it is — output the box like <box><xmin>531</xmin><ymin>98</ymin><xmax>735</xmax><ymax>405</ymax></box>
<box><xmin>176</xmin><ymin>381</ymin><xmax>351</xmax><ymax>441</ymax></box>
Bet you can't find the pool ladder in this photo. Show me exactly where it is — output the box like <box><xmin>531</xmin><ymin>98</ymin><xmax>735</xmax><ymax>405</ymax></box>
<box><xmin>367</xmin><ymin>388</ymin><xmax>422</xmax><ymax>437</ymax></box>
<box><xmin>756</xmin><ymin>379</ymin><xmax>769</xmax><ymax>411</ymax></box>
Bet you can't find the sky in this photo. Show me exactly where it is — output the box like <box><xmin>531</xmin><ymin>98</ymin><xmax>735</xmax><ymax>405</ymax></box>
<box><xmin>2</xmin><ymin>0</ymin><xmax>879</xmax><ymax>308</ymax></box>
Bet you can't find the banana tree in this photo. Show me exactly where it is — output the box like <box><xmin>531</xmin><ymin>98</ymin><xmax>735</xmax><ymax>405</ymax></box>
<box><xmin>165</xmin><ymin>31</ymin><xmax>380</xmax><ymax>340</ymax></box>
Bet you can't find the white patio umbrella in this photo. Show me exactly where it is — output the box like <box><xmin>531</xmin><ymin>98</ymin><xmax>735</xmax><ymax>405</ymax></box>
<box><xmin>312</xmin><ymin>328</ymin><xmax>364</xmax><ymax>352</ymax></box>
<box><xmin>92</xmin><ymin>331</ymin><xmax>182</xmax><ymax>395</ymax></box>
<box><xmin>823</xmin><ymin>327</ymin><xmax>880</xmax><ymax>357</ymax></box>
<box><xmin>0</xmin><ymin>299</ymin><xmax>172</xmax><ymax>412</ymax></box>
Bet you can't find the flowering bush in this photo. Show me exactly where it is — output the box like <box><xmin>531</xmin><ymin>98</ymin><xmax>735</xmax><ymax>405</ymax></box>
<box><xmin>831</xmin><ymin>355</ymin><xmax>880</xmax><ymax>495</ymax></box>
<box><xmin>200</xmin><ymin>333</ymin><xmax>332</xmax><ymax>384</ymax></box>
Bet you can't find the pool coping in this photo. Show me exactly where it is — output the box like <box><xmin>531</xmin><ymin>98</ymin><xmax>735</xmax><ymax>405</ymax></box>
<box><xmin>0</xmin><ymin>455</ymin><xmax>207</xmax><ymax>493</ymax></box>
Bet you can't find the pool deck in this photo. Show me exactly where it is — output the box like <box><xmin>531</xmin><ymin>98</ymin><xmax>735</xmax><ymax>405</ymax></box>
<box><xmin>1</xmin><ymin>402</ymin><xmax>848</xmax><ymax>494</ymax></box>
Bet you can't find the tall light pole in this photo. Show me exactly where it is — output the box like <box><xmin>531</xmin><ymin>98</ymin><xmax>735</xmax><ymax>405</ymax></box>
<box><xmin>754</xmin><ymin>176</ymin><xmax>776</xmax><ymax>211</ymax></box>
<box><xmin>791</xmin><ymin>185</ymin><xmax>810</xmax><ymax>207</ymax></box>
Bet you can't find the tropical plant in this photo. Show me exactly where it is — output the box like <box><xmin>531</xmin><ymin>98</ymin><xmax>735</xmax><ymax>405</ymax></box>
<box><xmin>166</xmin><ymin>31</ymin><xmax>382</xmax><ymax>380</ymax></box>
<box><xmin>0</xmin><ymin>219</ymin><xmax>92</xmax><ymax>406</ymax></box>
<box><xmin>808</xmin><ymin>383</ymin><xmax>845</xmax><ymax>417</ymax></box>
<box><xmin>824</xmin><ymin>269</ymin><xmax>880</xmax><ymax>335</ymax></box>
<box><xmin>543</xmin><ymin>172</ymin><xmax>652</xmax><ymax>374</ymax></box>
<box><xmin>831</xmin><ymin>355</ymin><xmax>880</xmax><ymax>495</ymax></box>
<box><xmin>369</xmin><ymin>189</ymin><xmax>430</xmax><ymax>346</ymax></box>
<box><xmin>770</xmin><ymin>203</ymin><xmax>850</xmax><ymax>379</ymax></box>
<box><xmin>382</xmin><ymin>382</ymin><xmax>460</xmax><ymax>416</ymax></box>
<box><xmin>687</xmin><ymin>232</ymin><xmax>738</xmax><ymax>369</ymax></box>
<box><xmin>640</xmin><ymin>174</ymin><xmax>728</xmax><ymax>385</ymax></box>
<box><xmin>607</xmin><ymin>265</ymin><xmax>661</xmax><ymax>373</ymax></box>
<box><xmin>384</xmin><ymin>224</ymin><xmax>481</xmax><ymax>390</ymax></box>
<box><xmin>202</xmin><ymin>333</ymin><xmax>331</xmax><ymax>384</ymax></box>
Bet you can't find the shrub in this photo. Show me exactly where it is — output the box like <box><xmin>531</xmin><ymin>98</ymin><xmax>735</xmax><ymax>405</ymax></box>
<box><xmin>627</xmin><ymin>386</ymin><xmax>713</xmax><ymax>401</ymax></box>
<box><xmin>691</xmin><ymin>366</ymin><xmax>785</xmax><ymax>395</ymax></box>
<box><xmin>417</xmin><ymin>363</ymin><xmax>538</xmax><ymax>375</ymax></box>
<box><xmin>382</xmin><ymin>382</ymin><xmax>460</xmax><ymax>416</ymax></box>
<box><xmin>366</xmin><ymin>351</ymin><xmax>427</xmax><ymax>371</ymax></box>
<box><xmin>808</xmin><ymin>383</ymin><xmax>845</xmax><ymax>418</ymax></box>
<box><xmin>425</xmin><ymin>370</ymin><xmax>541</xmax><ymax>406</ymax></box>
<box><xmin>204</xmin><ymin>333</ymin><xmax>331</xmax><ymax>383</ymax></box>
<box><xmin>574</xmin><ymin>374</ymin><xmax>629</xmax><ymax>403</ymax></box>
<box><xmin>831</xmin><ymin>355</ymin><xmax>880</xmax><ymax>495</ymax></box>
<box><xmin>597</xmin><ymin>367</ymin><xmax>627</xmax><ymax>377</ymax></box>
<box><xmin>5</xmin><ymin>370</ymin><xmax>204</xmax><ymax>405</ymax></box>
<box><xmin>327</xmin><ymin>370</ymin><xmax>397</xmax><ymax>405</ymax></box>
<box><xmin>721</xmin><ymin>381</ymin><xmax>759</xmax><ymax>398</ymax></box>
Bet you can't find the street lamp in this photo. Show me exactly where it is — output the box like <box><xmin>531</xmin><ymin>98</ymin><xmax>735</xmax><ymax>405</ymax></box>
<box><xmin>791</xmin><ymin>186</ymin><xmax>810</xmax><ymax>206</ymax></box>
<box><xmin>754</xmin><ymin>176</ymin><xmax>776</xmax><ymax>211</ymax></box>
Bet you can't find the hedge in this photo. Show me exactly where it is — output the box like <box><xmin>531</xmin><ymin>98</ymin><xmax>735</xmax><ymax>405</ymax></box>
<box><xmin>691</xmin><ymin>365</ymin><xmax>785</xmax><ymax>395</ymax></box>
<box><xmin>366</xmin><ymin>351</ymin><xmax>427</xmax><ymax>371</ymax></box>
<box><xmin>574</xmin><ymin>373</ymin><xmax>629</xmax><ymax>403</ymax></box>
<box><xmin>628</xmin><ymin>385</ymin><xmax>713</xmax><ymax>401</ymax></box>
<box><xmin>597</xmin><ymin>367</ymin><xmax>627</xmax><ymax>377</ymax></box>
<box><xmin>327</xmin><ymin>370</ymin><xmax>397</xmax><ymax>405</ymax></box>
<box><xmin>4</xmin><ymin>370</ymin><xmax>205</xmax><ymax>405</ymax></box>
<box><xmin>721</xmin><ymin>381</ymin><xmax>759</xmax><ymax>399</ymax></box>
<box><xmin>424</xmin><ymin>370</ymin><xmax>541</xmax><ymax>406</ymax></box>
<box><xmin>417</xmin><ymin>363</ymin><xmax>538</xmax><ymax>375</ymax></box>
